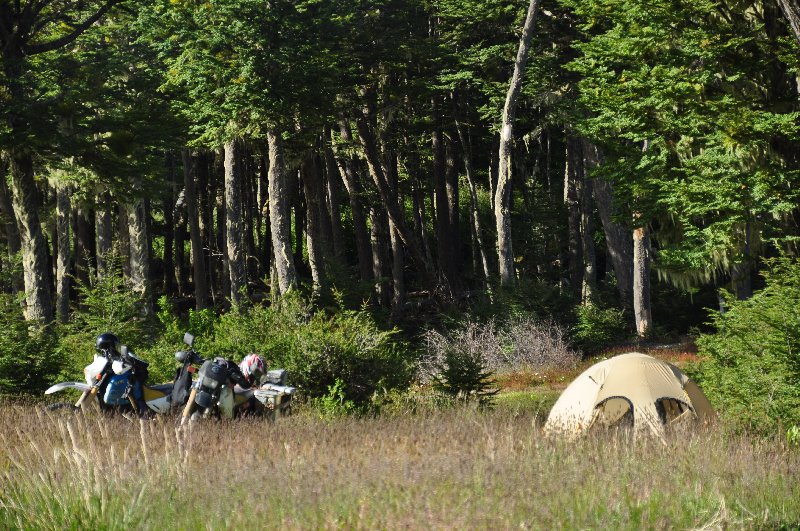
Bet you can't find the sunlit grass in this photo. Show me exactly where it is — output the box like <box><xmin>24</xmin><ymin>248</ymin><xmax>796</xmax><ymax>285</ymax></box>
<box><xmin>1</xmin><ymin>402</ymin><xmax>798</xmax><ymax>529</ymax></box>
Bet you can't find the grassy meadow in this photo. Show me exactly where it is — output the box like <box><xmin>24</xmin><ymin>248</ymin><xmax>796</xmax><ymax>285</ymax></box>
<box><xmin>1</xmin><ymin>396</ymin><xmax>799</xmax><ymax>530</ymax></box>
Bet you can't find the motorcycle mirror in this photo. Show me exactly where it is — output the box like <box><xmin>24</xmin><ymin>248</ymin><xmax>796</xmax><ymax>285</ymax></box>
<box><xmin>184</xmin><ymin>332</ymin><xmax>195</xmax><ymax>347</ymax></box>
<box><xmin>121</xmin><ymin>345</ymin><xmax>129</xmax><ymax>356</ymax></box>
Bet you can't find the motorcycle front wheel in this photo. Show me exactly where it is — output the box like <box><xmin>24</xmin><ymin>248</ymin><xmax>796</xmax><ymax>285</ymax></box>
<box><xmin>45</xmin><ymin>402</ymin><xmax>80</xmax><ymax>413</ymax></box>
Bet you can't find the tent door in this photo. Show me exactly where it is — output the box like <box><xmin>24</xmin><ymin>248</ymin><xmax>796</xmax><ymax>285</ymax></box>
<box><xmin>591</xmin><ymin>396</ymin><xmax>634</xmax><ymax>430</ymax></box>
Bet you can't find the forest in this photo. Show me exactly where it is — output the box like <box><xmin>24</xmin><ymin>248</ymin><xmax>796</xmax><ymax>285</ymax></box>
<box><xmin>1</xmin><ymin>0</ymin><xmax>799</xmax><ymax>410</ymax></box>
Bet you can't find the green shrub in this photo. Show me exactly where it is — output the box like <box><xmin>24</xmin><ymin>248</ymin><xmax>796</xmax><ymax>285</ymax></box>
<box><xmin>0</xmin><ymin>294</ymin><xmax>60</xmax><ymax>394</ymax></box>
<box><xmin>55</xmin><ymin>267</ymin><xmax>151</xmax><ymax>381</ymax></box>
<box><xmin>433</xmin><ymin>347</ymin><xmax>498</xmax><ymax>407</ymax></box>
<box><xmin>309</xmin><ymin>378</ymin><xmax>356</xmax><ymax>418</ymax></box>
<box><xmin>186</xmin><ymin>294</ymin><xmax>412</xmax><ymax>404</ymax></box>
<box><xmin>690</xmin><ymin>257</ymin><xmax>800</xmax><ymax>435</ymax></box>
<box><xmin>572</xmin><ymin>303</ymin><xmax>629</xmax><ymax>352</ymax></box>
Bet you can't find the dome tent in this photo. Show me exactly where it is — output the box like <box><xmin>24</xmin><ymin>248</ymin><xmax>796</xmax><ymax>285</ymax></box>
<box><xmin>544</xmin><ymin>353</ymin><xmax>714</xmax><ymax>439</ymax></box>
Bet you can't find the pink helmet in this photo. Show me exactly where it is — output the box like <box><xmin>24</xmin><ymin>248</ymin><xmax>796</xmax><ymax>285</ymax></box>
<box><xmin>240</xmin><ymin>353</ymin><xmax>266</xmax><ymax>385</ymax></box>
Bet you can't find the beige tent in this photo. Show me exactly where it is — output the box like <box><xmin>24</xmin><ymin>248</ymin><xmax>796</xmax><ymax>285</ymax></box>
<box><xmin>544</xmin><ymin>352</ymin><xmax>714</xmax><ymax>438</ymax></box>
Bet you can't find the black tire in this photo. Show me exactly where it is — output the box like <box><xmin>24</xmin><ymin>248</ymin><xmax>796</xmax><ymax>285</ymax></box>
<box><xmin>45</xmin><ymin>402</ymin><xmax>80</xmax><ymax>413</ymax></box>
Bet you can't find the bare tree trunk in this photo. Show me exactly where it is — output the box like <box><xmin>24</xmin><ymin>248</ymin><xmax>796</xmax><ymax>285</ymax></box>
<box><xmin>115</xmin><ymin>206</ymin><xmax>130</xmax><ymax>282</ymax></box>
<box><xmin>632</xmin><ymin>222</ymin><xmax>652</xmax><ymax>337</ymax></box>
<box><xmin>433</xmin><ymin>126</ymin><xmax>452</xmax><ymax>291</ymax></box>
<box><xmin>453</xmin><ymin>111</ymin><xmax>490</xmax><ymax>283</ymax></box>
<box><xmin>564</xmin><ymin>138</ymin><xmax>583</xmax><ymax>297</ymax></box>
<box><xmin>581</xmin><ymin>176</ymin><xmax>597</xmax><ymax>303</ymax></box>
<box><xmin>403</xmin><ymin>146</ymin><xmax>436</xmax><ymax>271</ymax></box>
<box><xmin>0</xmin><ymin>158</ymin><xmax>24</xmax><ymax>294</ymax></box>
<box><xmin>126</xmin><ymin>184</ymin><xmax>153</xmax><ymax>317</ymax></box>
<box><xmin>200</xmin><ymin>154</ymin><xmax>215</xmax><ymax>299</ymax></box>
<box><xmin>55</xmin><ymin>183</ymin><xmax>70</xmax><ymax>322</ymax></box>
<box><xmin>370</xmin><ymin>207</ymin><xmax>391</xmax><ymax>307</ymax></box>
<box><xmin>495</xmin><ymin>0</ymin><xmax>542</xmax><ymax>286</ymax></box>
<box><xmin>257</xmin><ymin>156</ymin><xmax>271</xmax><ymax>279</ymax></box>
<box><xmin>73</xmin><ymin>207</ymin><xmax>94</xmax><ymax>290</ymax></box>
<box><xmin>267</xmin><ymin>129</ymin><xmax>297</xmax><ymax>296</ymax></box>
<box><xmin>588</xmin><ymin>143</ymin><xmax>633</xmax><ymax>304</ymax></box>
<box><xmin>777</xmin><ymin>0</ymin><xmax>800</xmax><ymax>46</ymax></box>
<box><xmin>301</xmin><ymin>151</ymin><xmax>326</xmax><ymax>294</ymax></box>
<box><xmin>323</xmin><ymin>127</ymin><xmax>346</xmax><ymax>263</ymax></box>
<box><xmin>386</xmin><ymin>151</ymin><xmax>405</xmax><ymax>317</ymax></box>
<box><xmin>334</xmin><ymin>119</ymin><xmax>373</xmax><ymax>281</ymax></box>
<box><xmin>224</xmin><ymin>139</ymin><xmax>248</xmax><ymax>307</ymax></box>
<box><xmin>356</xmin><ymin>114</ymin><xmax>432</xmax><ymax>276</ymax></box>
<box><xmin>94</xmin><ymin>193</ymin><xmax>113</xmax><ymax>279</ymax></box>
<box><xmin>183</xmin><ymin>149</ymin><xmax>209</xmax><ymax>309</ymax></box>
<box><xmin>162</xmin><ymin>155</ymin><xmax>177</xmax><ymax>295</ymax></box>
<box><xmin>8</xmin><ymin>151</ymin><xmax>54</xmax><ymax>322</ymax></box>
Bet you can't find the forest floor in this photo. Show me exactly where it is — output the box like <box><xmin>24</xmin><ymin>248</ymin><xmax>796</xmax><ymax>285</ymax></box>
<box><xmin>3</xmin><ymin>345</ymin><xmax>798</xmax><ymax>530</ymax></box>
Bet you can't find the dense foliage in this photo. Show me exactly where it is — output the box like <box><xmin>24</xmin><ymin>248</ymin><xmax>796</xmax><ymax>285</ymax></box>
<box><xmin>1</xmin><ymin>0</ymin><xmax>798</xmax><ymax>430</ymax></box>
<box><xmin>692</xmin><ymin>257</ymin><xmax>800</xmax><ymax>434</ymax></box>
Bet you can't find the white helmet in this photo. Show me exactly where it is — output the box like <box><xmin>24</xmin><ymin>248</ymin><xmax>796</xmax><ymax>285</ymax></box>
<box><xmin>239</xmin><ymin>354</ymin><xmax>266</xmax><ymax>386</ymax></box>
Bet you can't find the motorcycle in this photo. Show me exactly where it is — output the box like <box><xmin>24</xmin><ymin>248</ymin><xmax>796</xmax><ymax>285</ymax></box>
<box><xmin>180</xmin><ymin>345</ymin><xmax>296</xmax><ymax>425</ymax></box>
<box><xmin>45</xmin><ymin>332</ymin><xmax>202</xmax><ymax>416</ymax></box>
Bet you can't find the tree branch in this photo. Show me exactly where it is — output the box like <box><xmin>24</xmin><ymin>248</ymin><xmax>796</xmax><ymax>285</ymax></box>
<box><xmin>22</xmin><ymin>0</ymin><xmax>123</xmax><ymax>55</ymax></box>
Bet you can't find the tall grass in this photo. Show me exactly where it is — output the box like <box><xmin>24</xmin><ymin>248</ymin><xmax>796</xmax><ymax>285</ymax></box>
<box><xmin>1</xmin><ymin>403</ymin><xmax>799</xmax><ymax>529</ymax></box>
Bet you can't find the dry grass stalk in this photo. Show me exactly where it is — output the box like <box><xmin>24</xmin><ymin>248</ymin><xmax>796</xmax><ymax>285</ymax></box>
<box><xmin>1</xmin><ymin>403</ymin><xmax>798</xmax><ymax>529</ymax></box>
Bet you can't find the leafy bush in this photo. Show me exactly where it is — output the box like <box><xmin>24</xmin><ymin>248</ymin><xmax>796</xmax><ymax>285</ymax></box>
<box><xmin>309</xmin><ymin>378</ymin><xmax>356</xmax><ymax>418</ymax></box>
<box><xmin>55</xmin><ymin>267</ymin><xmax>151</xmax><ymax>381</ymax></box>
<box><xmin>171</xmin><ymin>294</ymin><xmax>412</xmax><ymax>404</ymax></box>
<box><xmin>0</xmin><ymin>294</ymin><xmax>60</xmax><ymax>394</ymax></box>
<box><xmin>572</xmin><ymin>303</ymin><xmax>629</xmax><ymax>352</ymax></box>
<box><xmin>690</xmin><ymin>257</ymin><xmax>800</xmax><ymax>435</ymax></box>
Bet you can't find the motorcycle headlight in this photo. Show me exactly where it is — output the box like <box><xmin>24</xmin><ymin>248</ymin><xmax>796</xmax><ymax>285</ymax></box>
<box><xmin>112</xmin><ymin>360</ymin><xmax>131</xmax><ymax>375</ymax></box>
<box><xmin>200</xmin><ymin>376</ymin><xmax>219</xmax><ymax>390</ymax></box>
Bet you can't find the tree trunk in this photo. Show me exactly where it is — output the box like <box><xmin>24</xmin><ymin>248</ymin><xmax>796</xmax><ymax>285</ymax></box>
<box><xmin>126</xmin><ymin>184</ymin><xmax>153</xmax><ymax>317</ymax></box>
<box><xmin>356</xmin><ymin>115</ymin><xmax>432</xmax><ymax>276</ymax></box>
<box><xmin>117</xmin><ymin>203</ymin><xmax>131</xmax><ymax>278</ymax></box>
<box><xmin>323</xmin><ymin>128</ymin><xmax>346</xmax><ymax>263</ymax></box>
<box><xmin>495</xmin><ymin>0</ymin><xmax>542</xmax><ymax>286</ymax></box>
<box><xmin>267</xmin><ymin>129</ymin><xmax>297</xmax><ymax>296</ymax></box>
<box><xmin>8</xmin><ymin>151</ymin><xmax>54</xmax><ymax>322</ymax></box>
<box><xmin>564</xmin><ymin>138</ymin><xmax>583</xmax><ymax>297</ymax></box>
<box><xmin>73</xmin><ymin>207</ymin><xmax>94</xmax><ymax>290</ymax></box>
<box><xmin>581</xmin><ymin>176</ymin><xmax>597</xmax><ymax>303</ymax></box>
<box><xmin>258</xmin><ymin>157</ymin><xmax>273</xmax><ymax>278</ymax></box>
<box><xmin>334</xmin><ymin>119</ymin><xmax>373</xmax><ymax>281</ymax></box>
<box><xmin>0</xmin><ymin>158</ymin><xmax>24</xmax><ymax>294</ymax></box>
<box><xmin>384</xmin><ymin>150</ymin><xmax>405</xmax><ymax>316</ymax></box>
<box><xmin>94</xmin><ymin>192</ymin><xmax>113</xmax><ymax>279</ymax></box>
<box><xmin>301</xmin><ymin>151</ymin><xmax>326</xmax><ymax>294</ymax></box>
<box><xmin>453</xmin><ymin>111</ymin><xmax>491</xmax><ymax>283</ymax></box>
<box><xmin>589</xmin><ymin>144</ymin><xmax>633</xmax><ymax>304</ymax></box>
<box><xmin>55</xmin><ymin>183</ymin><xmax>71</xmax><ymax>322</ymax></box>
<box><xmin>433</xmin><ymin>126</ymin><xmax>452</xmax><ymax>290</ymax></box>
<box><xmin>632</xmin><ymin>223</ymin><xmax>652</xmax><ymax>337</ymax></box>
<box><xmin>777</xmin><ymin>0</ymin><xmax>800</xmax><ymax>46</ymax></box>
<box><xmin>162</xmin><ymin>155</ymin><xmax>177</xmax><ymax>296</ymax></box>
<box><xmin>183</xmin><ymin>149</ymin><xmax>209</xmax><ymax>309</ymax></box>
<box><xmin>370</xmin><ymin>207</ymin><xmax>391</xmax><ymax>307</ymax></box>
<box><xmin>224</xmin><ymin>139</ymin><xmax>248</xmax><ymax>307</ymax></box>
